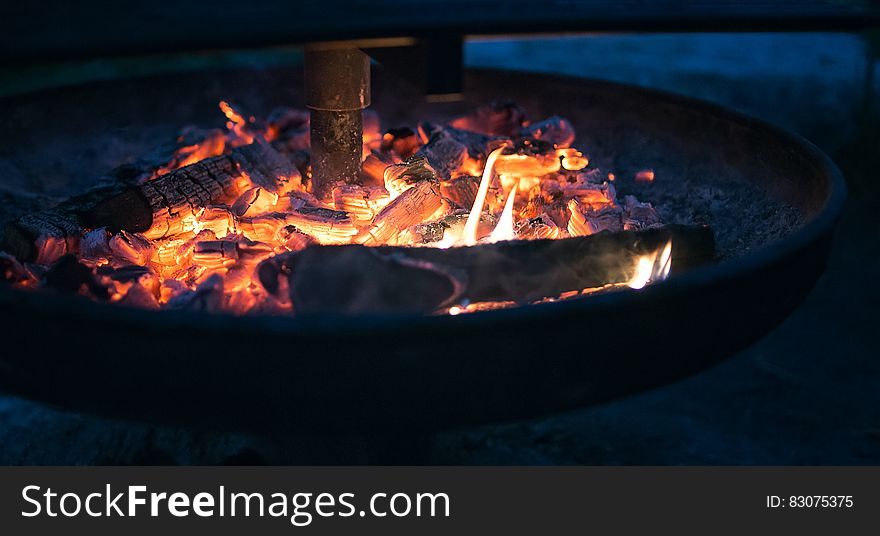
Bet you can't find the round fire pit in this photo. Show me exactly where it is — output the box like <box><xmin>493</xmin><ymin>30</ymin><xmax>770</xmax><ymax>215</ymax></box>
<box><xmin>0</xmin><ymin>67</ymin><xmax>845</xmax><ymax>433</ymax></box>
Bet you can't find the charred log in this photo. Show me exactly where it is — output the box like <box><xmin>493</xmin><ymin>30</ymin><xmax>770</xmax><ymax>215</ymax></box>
<box><xmin>268</xmin><ymin>224</ymin><xmax>715</xmax><ymax>315</ymax></box>
<box><xmin>4</xmin><ymin>141</ymin><xmax>295</xmax><ymax>261</ymax></box>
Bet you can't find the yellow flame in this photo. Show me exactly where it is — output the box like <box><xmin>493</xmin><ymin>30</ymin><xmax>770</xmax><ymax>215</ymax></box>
<box><xmin>658</xmin><ymin>240</ymin><xmax>673</xmax><ymax>280</ymax></box>
<box><xmin>627</xmin><ymin>255</ymin><xmax>655</xmax><ymax>290</ymax></box>
<box><xmin>627</xmin><ymin>240</ymin><xmax>673</xmax><ymax>290</ymax></box>
<box><xmin>463</xmin><ymin>147</ymin><xmax>505</xmax><ymax>246</ymax></box>
<box><xmin>488</xmin><ymin>180</ymin><xmax>518</xmax><ymax>243</ymax></box>
<box><xmin>436</xmin><ymin>229</ymin><xmax>457</xmax><ymax>249</ymax></box>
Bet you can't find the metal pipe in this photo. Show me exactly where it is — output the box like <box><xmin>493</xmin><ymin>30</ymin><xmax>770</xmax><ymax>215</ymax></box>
<box><xmin>304</xmin><ymin>47</ymin><xmax>371</xmax><ymax>199</ymax></box>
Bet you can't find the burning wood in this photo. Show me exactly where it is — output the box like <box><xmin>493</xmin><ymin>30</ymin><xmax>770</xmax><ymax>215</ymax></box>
<box><xmin>231</xmin><ymin>186</ymin><xmax>280</xmax><ymax>218</ymax></box>
<box><xmin>230</xmin><ymin>138</ymin><xmax>301</xmax><ymax>194</ymax></box>
<box><xmin>1</xmin><ymin>99</ymin><xmax>716</xmax><ymax>316</ymax></box>
<box><xmin>381</xmin><ymin>127</ymin><xmax>421</xmax><ymax>159</ymax></box>
<box><xmin>516</xmin><ymin>214</ymin><xmax>562</xmax><ymax>240</ymax></box>
<box><xmin>332</xmin><ymin>185</ymin><xmax>391</xmax><ymax>225</ymax></box>
<box><xmin>415</xmin><ymin>123</ymin><xmax>499</xmax><ymax>180</ymax></box>
<box><xmin>140</xmin><ymin>156</ymin><xmax>240</xmax><ymax>239</ymax></box>
<box><xmin>282</xmin><ymin>207</ymin><xmax>358</xmax><ymax>244</ymax></box>
<box><xmin>361</xmin><ymin>151</ymin><xmax>393</xmax><ymax>187</ymax></box>
<box><xmin>192</xmin><ymin>240</ymin><xmax>239</xmax><ymax>268</ymax></box>
<box><xmin>355</xmin><ymin>180</ymin><xmax>444</xmax><ymax>246</ymax></box>
<box><xmin>494</xmin><ymin>137</ymin><xmax>587</xmax><ymax>179</ymax></box>
<box><xmin>155</xmin><ymin>127</ymin><xmax>227</xmax><ymax>175</ymax></box>
<box><xmin>414</xmin><ymin>126</ymin><xmax>469</xmax><ymax>182</ymax></box>
<box><xmin>383</xmin><ymin>154</ymin><xmax>437</xmax><ymax>196</ymax></box>
<box><xmin>407</xmin><ymin>210</ymin><xmax>497</xmax><ymax>245</ymax></box>
<box><xmin>266</xmin><ymin>225</ymin><xmax>714</xmax><ymax>315</ymax></box>
<box><xmin>440</xmin><ymin>175</ymin><xmax>480</xmax><ymax>210</ymax></box>
<box><xmin>521</xmin><ymin>116</ymin><xmax>576</xmax><ymax>148</ymax></box>
<box><xmin>108</xmin><ymin>231</ymin><xmax>153</xmax><ymax>265</ymax></box>
<box><xmin>5</xmin><ymin>139</ymin><xmax>294</xmax><ymax>256</ymax></box>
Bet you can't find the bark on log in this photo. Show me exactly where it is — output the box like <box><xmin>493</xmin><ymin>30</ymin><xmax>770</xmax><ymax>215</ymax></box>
<box><xmin>264</xmin><ymin>224</ymin><xmax>715</xmax><ymax>315</ymax></box>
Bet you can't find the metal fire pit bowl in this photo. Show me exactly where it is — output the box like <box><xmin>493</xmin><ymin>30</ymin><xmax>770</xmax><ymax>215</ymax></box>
<box><xmin>0</xmin><ymin>67</ymin><xmax>845</xmax><ymax>434</ymax></box>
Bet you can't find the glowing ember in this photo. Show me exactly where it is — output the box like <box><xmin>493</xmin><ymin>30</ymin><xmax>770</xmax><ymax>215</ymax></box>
<box><xmin>635</xmin><ymin>169</ymin><xmax>655</xmax><ymax>183</ymax></box>
<box><xmin>488</xmin><ymin>180</ymin><xmax>518</xmax><ymax>243</ymax></box>
<box><xmin>219</xmin><ymin>100</ymin><xmax>254</xmax><ymax>146</ymax></box>
<box><xmin>2</xmin><ymin>100</ymin><xmax>677</xmax><ymax>315</ymax></box>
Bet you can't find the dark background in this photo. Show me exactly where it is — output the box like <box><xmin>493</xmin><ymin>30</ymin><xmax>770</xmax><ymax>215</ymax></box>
<box><xmin>0</xmin><ymin>31</ymin><xmax>878</xmax><ymax>464</ymax></box>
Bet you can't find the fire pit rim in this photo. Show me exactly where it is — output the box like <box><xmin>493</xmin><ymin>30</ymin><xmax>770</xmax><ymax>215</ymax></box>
<box><xmin>0</xmin><ymin>72</ymin><xmax>846</xmax><ymax>334</ymax></box>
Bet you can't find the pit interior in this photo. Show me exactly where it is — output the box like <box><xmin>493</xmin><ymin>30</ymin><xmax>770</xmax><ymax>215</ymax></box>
<box><xmin>0</xmin><ymin>66</ymin><xmax>805</xmax><ymax>316</ymax></box>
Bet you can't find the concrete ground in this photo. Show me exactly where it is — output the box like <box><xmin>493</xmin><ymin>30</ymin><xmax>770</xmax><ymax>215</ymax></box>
<box><xmin>1</xmin><ymin>33</ymin><xmax>878</xmax><ymax>464</ymax></box>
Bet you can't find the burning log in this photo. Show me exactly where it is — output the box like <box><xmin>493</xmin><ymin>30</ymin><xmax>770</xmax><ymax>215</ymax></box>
<box><xmin>138</xmin><ymin>155</ymin><xmax>244</xmax><ymax>239</ymax></box>
<box><xmin>236</xmin><ymin>214</ymin><xmax>291</xmax><ymax>243</ymax></box>
<box><xmin>355</xmin><ymin>180</ymin><xmax>444</xmax><ymax>246</ymax></box>
<box><xmin>278</xmin><ymin>225</ymin><xmax>316</xmax><ymax>251</ymax></box>
<box><xmin>94</xmin><ymin>264</ymin><xmax>161</xmax><ymax>309</ymax></box>
<box><xmin>192</xmin><ymin>240</ymin><xmax>240</xmax><ymax>269</ymax></box>
<box><xmin>265</xmin><ymin>224</ymin><xmax>715</xmax><ymax>315</ymax></box>
<box><xmin>4</xmin><ymin>141</ymin><xmax>296</xmax><ymax>260</ymax></box>
<box><xmin>8</xmin><ymin>209</ymin><xmax>84</xmax><ymax>264</ymax></box>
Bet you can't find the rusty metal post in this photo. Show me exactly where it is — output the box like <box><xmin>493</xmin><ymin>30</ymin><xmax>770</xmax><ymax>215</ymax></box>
<box><xmin>304</xmin><ymin>47</ymin><xmax>371</xmax><ymax>200</ymax></box>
